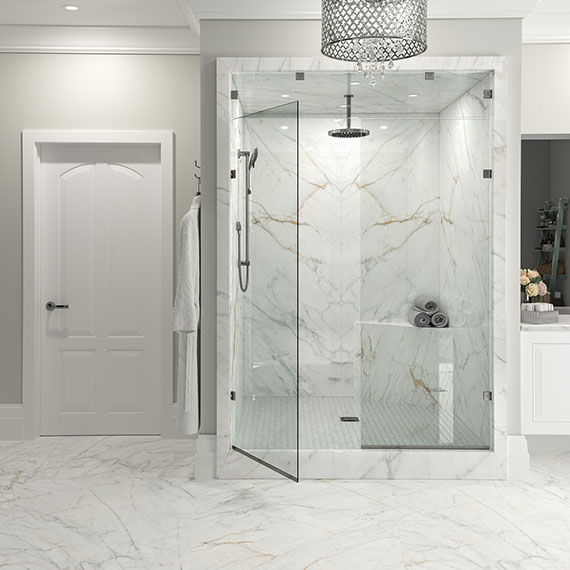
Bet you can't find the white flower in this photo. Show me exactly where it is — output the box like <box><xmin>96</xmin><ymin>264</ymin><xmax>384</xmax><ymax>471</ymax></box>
<box><xmin>526</xmin><ymin>282</ymin><xmax>539</xmax><ymax>297</ymax></box>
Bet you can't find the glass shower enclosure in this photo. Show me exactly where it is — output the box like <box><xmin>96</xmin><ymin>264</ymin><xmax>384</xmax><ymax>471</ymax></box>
<box><xmin>231</xmin><ymin>102</ymin><xmax>300</xmax><ymax>481</ymax></box>
<box><xmin>228</xmin><ymin>68</ymin><xmax>495</xmax><ymax>480</ymax></box>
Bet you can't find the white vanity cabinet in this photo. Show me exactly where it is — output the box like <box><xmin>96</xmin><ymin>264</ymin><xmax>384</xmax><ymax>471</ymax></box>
<box><xmin>521</xmin><ymin>319</ymin><xmax>570</xmax><ymax>434</ymax></box>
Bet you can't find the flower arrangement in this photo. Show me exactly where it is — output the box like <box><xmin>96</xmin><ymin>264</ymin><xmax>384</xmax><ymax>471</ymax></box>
<box><xmin>520</xmin><ymin>268</ymin><xmax>548</xmax><ymax>300</ymax></box>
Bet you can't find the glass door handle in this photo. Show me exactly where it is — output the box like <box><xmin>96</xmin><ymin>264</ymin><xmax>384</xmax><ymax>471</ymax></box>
<box><xmin>46</xmin><ymin>301</ymin><xmax>70</xmax><ymax>311</ymax></box>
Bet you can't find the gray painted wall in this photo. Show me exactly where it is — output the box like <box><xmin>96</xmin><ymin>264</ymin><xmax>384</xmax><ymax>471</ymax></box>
<box><xmin>0</xmin><ymin>53</ymin><xmax>200</xmax><ymax>405</ymax></box>
<box><xmin>200</xmin><ymin>19</ymin><xmax>522</xmax><ymax>435</ymax></box>
<box><xmin>521</xmin><ymin>139</ymin><xmax>570</xmax><ymax>304</ymax></box>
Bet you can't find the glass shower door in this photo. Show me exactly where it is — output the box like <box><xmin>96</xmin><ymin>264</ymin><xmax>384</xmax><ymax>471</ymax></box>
<box><xmin>232</xmin><ymin>102</ymin><xmax>300</xmax><ymax>481</ymax></box>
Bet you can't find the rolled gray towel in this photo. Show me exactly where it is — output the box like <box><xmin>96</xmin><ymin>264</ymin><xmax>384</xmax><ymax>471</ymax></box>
<box><xmin>414</xmin><ymin>295</ymin><xmax>438</xmax><ymax>315</ymax></box>
<box><xmin>409</xmin><ymin>308</ymin><xmax>431</xmax><ymax>328</ymax></box>
<box><xmin>431</xmin><ymin>313</ymin><xmax>449</xmax><ymax>328</ymax></box>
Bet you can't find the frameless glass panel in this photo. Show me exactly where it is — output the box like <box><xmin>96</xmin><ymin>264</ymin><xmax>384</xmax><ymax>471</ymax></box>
<box><xmin>359</xmin><ymin>71</ymin><xmax>493</xmax><ymax>450</ymax></box>
<box><xmin>232</xmin><ymin>102</ymin><xmax>300</xmax><ymax>480</ymax></box>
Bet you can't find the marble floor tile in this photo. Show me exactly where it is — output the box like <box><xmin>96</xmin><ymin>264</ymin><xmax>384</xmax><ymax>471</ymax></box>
<box><xmin>0</xmin><ymin>438</ymin><xmax>569</xmax><ymax>569</ymax></box>
<box><xmin>390</xmin><ymin>480</ymin><xmax>570</xmax><ymax>569</ymax></box>
<box><xmin>0</xmin><ymin>477</ymin><xmax>194</xmax><ymax>569</ymax></box>
<box><xmin>0</xmin><ymin>436</ymin><xmax>196</xmax><ymax>494</ymax></box>
<box><xmin>191</xmin><ymin>480</ymin><xmax>404</xmax><ymax>569</ymax></box>
<box><xmin>527</xmin><ymin>452</ymin><xmax>570</xmax><ymax>488</ymax></box>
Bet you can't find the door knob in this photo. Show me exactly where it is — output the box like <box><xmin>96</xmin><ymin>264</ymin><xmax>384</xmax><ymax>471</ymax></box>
<box><xmin>46</xmin><ymin>301</ymin><xmax>70</xmax><ymax>311</ymax></box>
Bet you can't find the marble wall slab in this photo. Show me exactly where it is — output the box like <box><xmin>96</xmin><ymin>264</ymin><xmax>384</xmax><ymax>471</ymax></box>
<box><xmin>360</xmin><ymin>117</ymin><xmax>441</xmax><ymax>323</ymax></box>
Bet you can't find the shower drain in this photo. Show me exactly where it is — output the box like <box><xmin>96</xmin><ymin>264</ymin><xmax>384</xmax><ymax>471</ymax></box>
<box><xmin>340</xmin><ymin>417</ymin><xmax>360</xmax><ymax>423</ymax></box>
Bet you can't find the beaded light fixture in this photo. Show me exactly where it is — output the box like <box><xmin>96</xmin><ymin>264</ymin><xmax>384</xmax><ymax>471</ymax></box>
<box><xmin>321</xmin><ymin>0</ymin><xmax>428</xmax><ymax>86</ymax></box>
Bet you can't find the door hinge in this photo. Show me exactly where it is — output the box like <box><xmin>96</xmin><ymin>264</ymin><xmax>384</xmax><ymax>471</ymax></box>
<box><xmin>231</xmin><ymin>90</ymin><xmax>239</xmax><ymax>100</ymax></box>
<box><xmin>483</xmin><ymin>391</ymin><xmax>493</xmax><ymax>402</ymax></box>
<box><xmin>483</xmin><ymin>169</ymin><xmax>493</xmax><ymax>179</ymax></box>
<box><xmin>230</xmin><ymin>391</ymin><xmax>236</xmax><ymax>401</ymax></box>
<box><xmin>230</xmin><ymin>169</ymin><xmax>236</xmax><ymax>179</ymax></box>
<box><xmin>483</xmin><ymin>89</ymin><xmax>493</xmax><ymax>100</ymax></box>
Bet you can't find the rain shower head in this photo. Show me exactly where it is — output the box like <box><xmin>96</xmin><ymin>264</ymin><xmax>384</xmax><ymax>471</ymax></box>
<box><xmin>249</xmin><ymin>147</ymin><xmax>259</xmax><ymax>170</ymax></box>
<box><xmin>328</xmin><ymin>94</ymin><xmax>370</xmax><ymax>139</ymax></box>
<box><xmin>328</xmin><ymin>127</ymin><xmax>371</xmax><ymax>138</ymax></box>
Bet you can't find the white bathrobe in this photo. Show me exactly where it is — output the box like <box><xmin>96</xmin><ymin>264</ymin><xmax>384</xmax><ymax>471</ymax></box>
<box><xmin>173</xmin><ymin>195</ymin><xmax>201</xmax><ymax>435</ymax></box>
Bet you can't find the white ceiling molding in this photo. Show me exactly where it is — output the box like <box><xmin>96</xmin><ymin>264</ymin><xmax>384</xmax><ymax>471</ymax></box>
<box><xmin>0</xmin><ymin>25</ymin><xmax>199</xmax><ymax>54</ymax></box>
<box><xmin>177</xmin><ymin>0</ymin><xmax>201</xmax><ymax>36</ymax></box>
<box><xmin>186</xmin><ymin>0</ymin><xmax>541</xmax><ymax>21</ymax></box>
<box><xmin>523</xmin><ymin>13</ymin><xmax>570</xmax><ymax>43</ymax></box>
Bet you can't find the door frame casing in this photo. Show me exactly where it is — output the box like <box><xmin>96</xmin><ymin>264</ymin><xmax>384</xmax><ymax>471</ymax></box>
<box><xmin>21</xmin><ymin>131</ymin><xmax>175</xmax><ymax>440</ymax></box>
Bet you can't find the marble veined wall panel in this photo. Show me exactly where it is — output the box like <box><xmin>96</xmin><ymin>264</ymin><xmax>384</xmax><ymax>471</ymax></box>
<box><xmin>359</xmin><ymin>117</ymin><xmax>441</xmax><ymax>324</ymax></box>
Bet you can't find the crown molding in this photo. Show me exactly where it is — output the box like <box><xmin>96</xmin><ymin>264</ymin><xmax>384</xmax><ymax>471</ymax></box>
<box><xmin>187</xmin><ymin>0</ymin><xmax>540</xmax><ymax>21</ymax></box>
<box><xmin>0</xmin><ymin>25</ymin><xmax>199</xmax><ymax>54</ymax></box>
<box><xmin>176</xmin><ymin>0</ymin><xmax>201</xmax><ymax>36</ymax></box>
<box><xmin>523</xmin><ymin>13</ymin><xmax>570</xmax><ymax>44</ymax></box>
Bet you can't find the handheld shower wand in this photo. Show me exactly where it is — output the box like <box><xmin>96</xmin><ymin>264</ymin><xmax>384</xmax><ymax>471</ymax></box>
<box><xmin>237</xmin><ymin>147</ymin><xmax>258</xmax><ymax>293</ymax></box>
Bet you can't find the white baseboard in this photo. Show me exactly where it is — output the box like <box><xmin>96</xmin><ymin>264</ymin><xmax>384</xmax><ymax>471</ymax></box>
<box><xmin>0</xmin><ymin>405</ymin><xmax>26</xmax><ymax>441</ymax></box>
<box><xmin>508</xmin><ymin>435</ymin><xmax>531</xmax><ymax>480</ymax></box>
<box><xmin>194</xmin><ymin>434</ymin><xmax>216</xmax><ymax>481</ymax></box>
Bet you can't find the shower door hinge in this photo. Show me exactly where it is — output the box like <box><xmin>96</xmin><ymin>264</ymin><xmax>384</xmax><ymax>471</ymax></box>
<box><xmin>231</xmin><ymin>90</ymin><xmax>239</xmax><ymax>100</ymax></box>
<box><xmin>483</xmin><ymin>89</ymin><xmax>493</xmax><ymax>99</ymax></box>
<box><xmin>483</xmin><ymin>391</ymin><xmax>493</xmax><ymax>402</ymax></box>
<box><xmin>483</xmin><ymin>169</ymin><xmax>493</xmax><ymax>179</ymax></box>
<box><xmin>425</xmin><ymin>72</ymin><xmax>435</xmax><ymax>80</ymax></box>
<box><xmin>230</xmin><ymin>391</ymin><xmax>236</xmax><ymax>401</ymax></box>
<box><xmin>296</xmin><ymin>72</ymin><xmax>305</xmax><ymax>81</ymax></box>
<box><xmin>230</xmin><ymin>170</ymin><xmax>236</xmax><ymax>179</ymax></box>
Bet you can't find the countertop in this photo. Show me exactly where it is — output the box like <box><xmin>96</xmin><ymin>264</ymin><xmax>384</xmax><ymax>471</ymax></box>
<box><xmin>521</xmin><ymin>314</ymin><xmax>570</xmax><ymax>331</ymax></box>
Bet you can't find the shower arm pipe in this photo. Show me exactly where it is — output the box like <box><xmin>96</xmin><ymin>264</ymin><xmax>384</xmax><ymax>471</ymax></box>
<box><xmin>345</xmin><ymin>94</ymin><xmax>353</xmax><ymax>129</ymax></box>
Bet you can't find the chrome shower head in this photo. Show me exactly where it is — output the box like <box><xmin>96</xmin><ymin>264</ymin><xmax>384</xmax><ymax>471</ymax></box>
<box><xmin>328</xmin><ymin>127</ymin><xmax>370</xmax><ymax>138</ymax></box>
<box><xmin>249</xmin><ymin>148</ymin><xmax>259</xmax><ymax>170</ymax></box>
<box><xmin>328</xmin><ymin>94</ymin><xmax>370</xmax><ymax>138</ymax></box>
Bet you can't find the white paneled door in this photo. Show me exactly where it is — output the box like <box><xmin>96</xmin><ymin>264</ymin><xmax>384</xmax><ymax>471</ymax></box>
<box><xmin>39</xmin><ymin>144</ymin><xmax>163</xmax><ymax>435</ymax></box>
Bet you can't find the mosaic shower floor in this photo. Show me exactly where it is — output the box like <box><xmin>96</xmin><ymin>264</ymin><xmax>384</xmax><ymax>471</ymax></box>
<box><xmin>233</xmin><ymin>397</ymin><xmax>488</xmax><ymax>451</ymax></box>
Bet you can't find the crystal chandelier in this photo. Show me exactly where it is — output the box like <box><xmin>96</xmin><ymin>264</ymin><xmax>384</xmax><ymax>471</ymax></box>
<box><xmin>321</xmin><ymin>0</ymin><xmax>428</xmax><ymax>86</ymax></box>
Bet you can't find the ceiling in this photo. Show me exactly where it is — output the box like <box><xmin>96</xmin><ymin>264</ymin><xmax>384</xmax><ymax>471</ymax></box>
<box><xmin>0</xmin><ymin>0</ymin><xmax>188</xmax><ymax>27</ymax></box>
<box><xmin>0</xmin><ymin>0</ymin><xmax>567</xmax><ymax>53</ymax></box>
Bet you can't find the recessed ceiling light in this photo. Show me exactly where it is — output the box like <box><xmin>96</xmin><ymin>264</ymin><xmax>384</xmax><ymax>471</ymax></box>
<box><xmin>62</xmin><ymin>4</ymin><xmax>79</xmax><ymax>10</ymax></box>
<box><xmin>281</xmin><ymin>94</ymin><xmax>291</xmax><ymax>98</ymax></box>
<box><xmin>350</xmin><ymin>81</ymin><xmax>360</xmax><ymax>86</ymax></box>
<box><xmin>340</xmin><ymin>104</ymin><xmax>348</xmax><ymax>108</ymax></box>
<box><xmin>408</xmin><ymin>93</ymin><xmax>418</xmax><ymax>98</ymax></box>
<box><xmin>281</xmin><ymin>125</ymin><xmax>289</xmax><ymax>130</ymax></box>
<box><xmin>380</xmin><ymin>125</ymin><xmax>388</xmax><ymax>130</ymax></box>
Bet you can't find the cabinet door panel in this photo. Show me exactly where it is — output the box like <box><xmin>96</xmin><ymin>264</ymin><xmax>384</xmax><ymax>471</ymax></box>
<box><xmin>534</xmin><ymin>344</ymin><xmax>570</xmax><ymax>423</ymax></box>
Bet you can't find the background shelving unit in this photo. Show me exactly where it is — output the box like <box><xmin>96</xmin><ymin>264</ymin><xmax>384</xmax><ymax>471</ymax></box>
<box><xmin>536</xmin><ymin>198</ymin><xmax>569</xmax><ymax>293</ymax></box>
